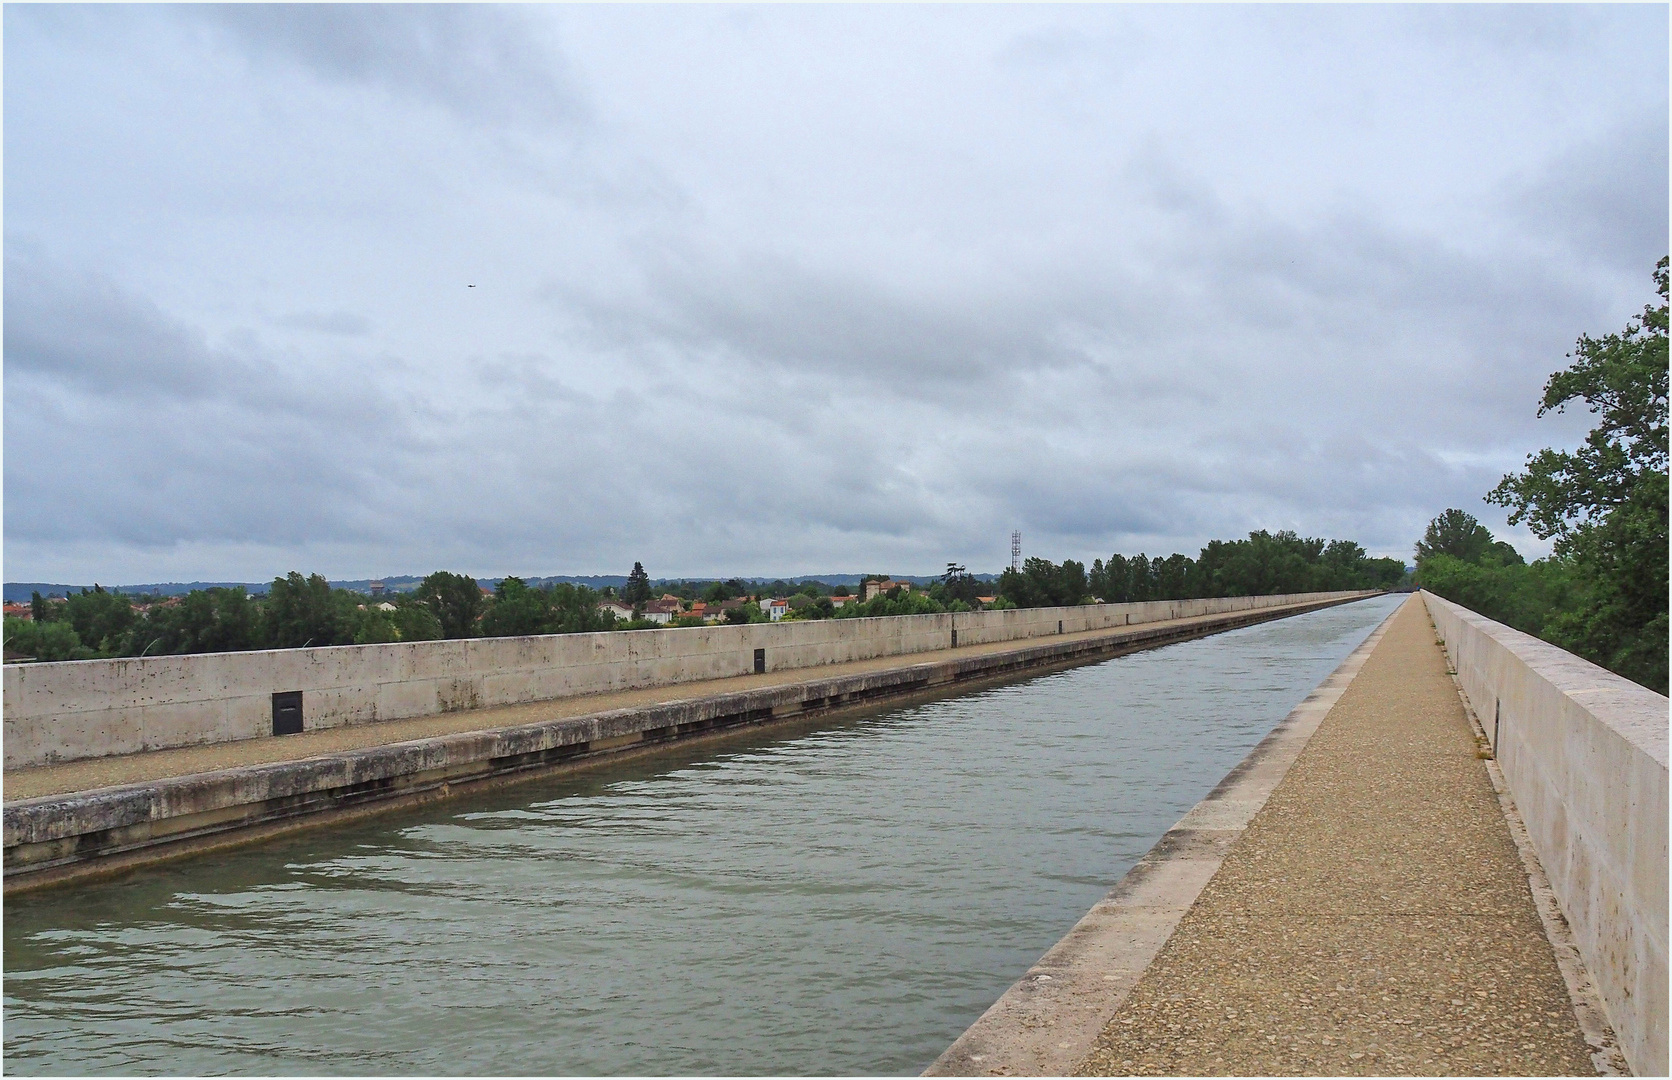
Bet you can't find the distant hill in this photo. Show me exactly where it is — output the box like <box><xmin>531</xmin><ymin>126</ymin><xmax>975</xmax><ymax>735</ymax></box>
<box><xmin>5</xmin><ymin>571</ymin><xmax>996</xmax><ymax>603</ymax></box>
<box><xmin>5</xmin><ymin>581</ymin><xmax>269</xmax><ymax>602</ymax></box>
<box><xmin>659</xmin><ymin>573</ymin><xmax>999</xmax><ymax>587</ymax></box>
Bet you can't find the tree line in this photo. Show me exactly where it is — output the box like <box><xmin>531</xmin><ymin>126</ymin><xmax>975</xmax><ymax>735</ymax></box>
<box><xmin>5</xmin><ymin>536</ymin><xmax>1408</xmax><ymax>663</ymax></box>
<box><xmin>734</xmin><ymin>535</ymin><xmax>1404</xmax><ymax>623</ymax></box>
<box><xmin>1416</xmin><ymin>258</ymin><xmax>1667</xmax><ymax>694</ymax></box>
<box><xmin>993</xmin><ymin>532</ymin><xmax>1406</xmax><ymax>609</ymax></box>
<box><xmin>3</xmin><ymin>571</ymin><xmax>619</xmax><ymax>662</ymax></box>
<box><xmin>989</xmin><ymin>531</ymin><xmax>1411</xmax><ymax>608</ymax></box>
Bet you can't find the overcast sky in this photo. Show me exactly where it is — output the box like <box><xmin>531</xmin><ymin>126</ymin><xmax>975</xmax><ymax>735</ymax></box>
<box><xmin>5</xmin><ymin>4</ymin><xmax>1667</xmax><ymax>584</ymax></box>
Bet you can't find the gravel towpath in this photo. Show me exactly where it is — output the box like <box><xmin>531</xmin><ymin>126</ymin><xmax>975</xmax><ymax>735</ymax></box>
<box><xmin>1074</xmin><ymin>595</ymin><xmax>1596</xmax><ymax>1076</ymax></box>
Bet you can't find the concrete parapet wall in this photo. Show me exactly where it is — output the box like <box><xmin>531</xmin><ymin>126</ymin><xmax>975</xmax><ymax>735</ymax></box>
<box><xmin>3</xmin><ymin>592</ymin><xmax>1367</xmax><ymax>771</ymax></box>
<box><xmin>1423</xmin><ymin>591</ymin><xmax>1668</xmax><ymax>1076</ymax></box>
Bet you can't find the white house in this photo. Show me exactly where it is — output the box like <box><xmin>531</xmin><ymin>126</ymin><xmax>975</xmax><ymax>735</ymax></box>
<box><xmin>640</xmin><ymin>598</ymin><xmax>682</xmax><ymax>625</ymax></box>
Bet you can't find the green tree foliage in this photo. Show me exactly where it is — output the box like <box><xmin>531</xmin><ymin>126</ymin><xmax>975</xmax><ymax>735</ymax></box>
<box><xmin>417</xmin><ymin>571</ymin><xmax>483</xmax><ymax>639</ymax></box>
<box><xmin>940</xmin><ymin>563</ymin><xmax>983</xmax><ymax>606</ymax></box>
<box><xmin>1198</xmin><ymin>532</ymin><xmax>1327</xmax><ymax>595</ymax></box>
<box><xmin>723</xmin><ymin>603</ymin><xmax>764</xmax><ymax>625</ymax></box>
<box><xmin>624</xmin><ymin>561</ymin><xmax>652</xmax><ymax>607</ymax></box>
<box><xmin>264</xmin><ymin>572</ymin><xmax>356</xmax><ymax>648</ymax></box>
<box><xmin>1084</xmin><ymin>532</ymin><xmax>1402</xmax><ymax>606</ymax></box>
<box><xmin>1153</xmin><ymin>552</ymin><xmax>1193</xmax><ymax>599</ymax></box>
<box><xmin>480</xmin><ymin>577</ymin><xmax>617</xmax><ymax>637</ymax></box>
<box><xmin>352</xmin><ymin>607</ymin><xmax>401</xmax><ymax>645</ymax></box>
<box><xmin>998</xmin><ymin>557</ymin><xmax>1088</xmax><ymax>607</ymax></box>
<box><xmin>391</xmin><ymin>597</ymin><xmax>444</xmax><ymax>642</ymax></box>
<box><xmin>1415</xmin><ymin>509</ymin><xmax>1499</xmax><ymax>564</ymax></box>
<box><xmin>1413</xmin><ymin>508</ymin><xmax>1591</xmax><ymax>641</ymax></box>
<box><xmin>64</xmin><ymin>586</ymin><xmax>137</xmax><ymax>655</ymax></box>
<box><xmin>783</xmin><ymin>593</ymin><xmax>836</xmax><ymax>620</ymax></box>
<box><xmin>1414</xmin><ymin>550</ymin><xmax>1578</xmax><ymax>644</ymax></box>
<box><xmin>1483</xmin><ymin>258</ymin><xmax>1669</xmax><ymax>693</ymax></box>
<box><xmin>548</xmin><ymin>582</ymin><xmax>617</xmax><ymax>634</ymax></box>
<box><xmin>834</xmin><ymin>590</ymin><xmax>947</xmax><ymax>619</ymax></box>
<box><xmin>7</xmin><ymin>530</ymin><xmax>1405</xmax><ymax>663</ymax></box>
<box><xmin>139</xmin><ymin>587</ymin><xmax>261</xmax><ymax>655</ymax></box>
<box><xmin>1091</xmin><ymin>554</ymin><xmax>1153</xmax><ymax>603</ymax></box>
<box><xmin>480</xmin><ymin>576</ymin><xmax>549</xmax><ymax>637</ymax></box>
<box><xmin>6</xmin><ymin>587</ymin><xmax>147</xmax><ymax>659</ymax></box>
<box><xmin>10</xmin><ymin>570</ymin><xmax>629</xmax><ymax>663</ymax></box>
<box><xmin>346</xmin><ymin>593</ymin><xmax>440</xmax><ymax>645</ymax></box>
<box><xmin>4</xmin><ymin>617</ymin><xmax>95</xmax><ymax>661</ymax></box>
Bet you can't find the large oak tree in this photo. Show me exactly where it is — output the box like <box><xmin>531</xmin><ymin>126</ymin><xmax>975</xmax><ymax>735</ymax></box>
<box><xmin>1489</xmin><ymin>258</ymin><xmax>1668</xmax><ymax>692</ymax></box>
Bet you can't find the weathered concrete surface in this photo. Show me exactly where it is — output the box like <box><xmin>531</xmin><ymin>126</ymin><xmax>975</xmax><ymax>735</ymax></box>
<box><xmin>4</xmin><ymin>595</ymin><xmax>1365</xmax><ymax>892</ymax></box>
<box><xmin>925</xmin><ymin>597</ymin><xmax>1398</xmax><ymax>1078</ymax></box>
<box><xmin>1425</xmin><ymin>592</ymin><xmax>1668</xmax><ymax>1077</ymax></box>
<box><xmin>1067</xmin><ymin>595</ymin><xmax>1599</xmax><ymax>1076</ymax></box>
<box><xmin>3</xmin><ymin>592</ymin><xmax>1370</xmax><ymax>769</ymax></box>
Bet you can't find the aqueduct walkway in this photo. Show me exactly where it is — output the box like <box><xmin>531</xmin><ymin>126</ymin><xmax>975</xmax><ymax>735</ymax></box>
<box><xmin>931</xmin><ymin>593</ymin><xmax>1660</xmax><ymax>1077</ymax></box>
<box><xmin>1072</xmin><ymin>596</ymin><xmax>1599</xmax><ymax>1075</ymax></box>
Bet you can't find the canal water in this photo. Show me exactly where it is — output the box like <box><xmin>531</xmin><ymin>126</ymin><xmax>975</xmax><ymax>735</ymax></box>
<box><xmin>4</xmin><ymin>594</ymin><xmax>1403</xmax><ymax>1076</ymax></box>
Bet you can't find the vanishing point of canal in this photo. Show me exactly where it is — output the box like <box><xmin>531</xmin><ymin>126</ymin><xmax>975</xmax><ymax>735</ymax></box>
<box><xmin>4</xmin><ymin>593</ymin><xmax>1402</xmax><ymax>1075</ymax></box>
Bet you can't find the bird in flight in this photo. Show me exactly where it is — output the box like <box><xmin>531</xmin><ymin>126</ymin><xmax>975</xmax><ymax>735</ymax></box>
<box><xmin>468</xmin><ymin>284</ymin><xmax>476</xmax><ymax>288</ymax></box>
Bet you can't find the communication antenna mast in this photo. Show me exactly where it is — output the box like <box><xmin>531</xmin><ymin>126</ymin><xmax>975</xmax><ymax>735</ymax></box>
<box><xmin>1011</xmin><ymin>530</ymin><xmax>1022</xmax><ymax>574</ymax></box>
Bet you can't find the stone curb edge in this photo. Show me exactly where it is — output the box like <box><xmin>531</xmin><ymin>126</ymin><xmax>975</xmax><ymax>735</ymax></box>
<box><xmin>923</xmin><ymin>597</ymin><xmax>1407</xmax><ymax>1077</ymax></box>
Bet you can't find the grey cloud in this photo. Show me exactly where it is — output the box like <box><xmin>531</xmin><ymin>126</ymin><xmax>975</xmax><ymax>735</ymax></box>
<box><xmin>4</xmin><ymin>247</ymin><xmax>391</xmax><ymax>421</ymax></box>
<box><xmin>557</xmin><ymin>253</ymin><xmax>1102</xmax><ymax>395</ymax></box>
<box><xmin>992</xmin><ymin>15</ymin><xmax>1148</xmax><ymax>100</ymax></box>
<box><xmin>274</xmin><ymin>309</ymin><xmax>371</xmax><ymax>336</ymax></box>
<box><xmin>554</xmin><ymin>164</ymin><xmax>1603</xmax><ymax>452</ymax></box>
<box><xmin>447</xmin><ymin>344</ymin><xmax>967</xmax><ymax>558</ymax></box>
<box><xmin>187</xmin><ymin>4</ymin><xmax>582</xmax><ymax>127</ymax></box>
<box><xmin>981</xmin><ymin>458</ymin><xmax>1203</xmax><ymax>544</ymax></box>
<box><xmin>505</xmin><ymin>162</ymin><xmax>1624</xmax><ymax>566</ymax></box>
<box><xmin>5</xmin><ymin>245</ymin><xmax>228</xmax><ymax>402</ymax></box>
<box><xmin>1406</xmin><ymin>5</ymin><xmax>1612</xmax><ymax>54</ymax></box>
<box><xmin>1160</xmin><ymin>201</ymin><xmax>1608</xmax><ymax>434</ymax></box>
<box><xmin>1512</xmin><ymin>118</ymin><xmax>1670</xmax><ymax>277</ymax></box>
<box><xmin>4</xmin><ymin>249</ymin><xmax>418</xmax><ymax>550</ymax></box>
<box><xmin>5</xmin><ymin>6</ymin><xmax>1663</xmax><ymax>581</ymax></box>
<box><xmin>7</xmin><ymin>380</ymin><xmax>387</xmax><ymax>547</ymax></box>
<box><xmin>1121</xmin><ymin>144</ymin><xmax>1229</xmax><ymax>232</ymax></box>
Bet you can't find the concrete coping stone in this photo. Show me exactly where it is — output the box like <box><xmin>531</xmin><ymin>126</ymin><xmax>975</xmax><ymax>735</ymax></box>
<box><xmin>1423</xmin><ymin>592</ymin><xmax>1668</xmax><ymax>767</ymax></box>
